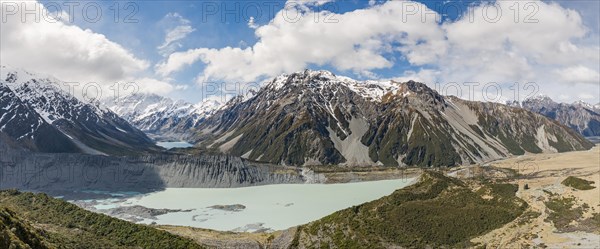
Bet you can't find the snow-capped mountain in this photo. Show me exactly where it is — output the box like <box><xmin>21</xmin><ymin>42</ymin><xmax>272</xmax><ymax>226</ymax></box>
<box><xmin>103</xmin><ymin>93</ymin><xmax>222</xmax><ymax>140</ymax></box>
<box><xmin>0</xmin><ymin>82</ymin><xmax>81</xmax><ymax>153</ymax></box>
<box><xmin>0</xmin><ymin>66</ymin><xmax>159</xmax><ymax>155</ymax></box>
<box><xmin>508</xmin><ymin>95</ymin><xmax>600</xmax><ymax>137</ymax></box>
<box><xmin>193</xmin><ymin>70</ymin><xmax>593</xmax><ymax>167</ymax></box>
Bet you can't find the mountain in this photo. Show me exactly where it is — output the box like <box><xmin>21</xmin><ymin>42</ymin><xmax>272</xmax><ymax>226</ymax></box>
<box><xmin>192</xmin><ymin>70</ymin><xmax>593</xmax><ymax>167</ymax></box>
<box><xmin>103</xmin><ymin>93</ymin><xmax>221</xmax><ymax>141</ymax></box>
<box><xmin>508</xmin><ymin>95</ymin><xmax>600</xmax><ymax>137</ymax></box>
<box><xmin>0</xmin><ymin>66</ymin><xmax>159</xmax><ymax>155</ymax></box>
<box><xmin>0</xmin><ymin>83</ymin><xmax>81</xmax><ymax>153</ymax></box>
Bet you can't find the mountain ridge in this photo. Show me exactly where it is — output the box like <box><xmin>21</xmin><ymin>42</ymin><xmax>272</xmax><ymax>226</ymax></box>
<box><xmin>508</xmin><ymin>95</ymin><xmax>600</xmax><ymax>137</ymax></box>
<box><xmin>191</xmin><ymin>70</ymin><xmax>593</xmax><ymax>167</ymax></box>
<box><xmin>103</xmin><ymin>93</ymin><xmax>222</xmax><ymax>141</ymax></box>
<box><xmin>0</xmin><ymin>66</ymin><xmax>159</xmax><ymax>155</ymax></box>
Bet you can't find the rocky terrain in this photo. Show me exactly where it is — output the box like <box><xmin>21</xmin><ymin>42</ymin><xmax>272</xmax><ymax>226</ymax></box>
<box><xmin>471</xmin><ymin>146</ymin><xmax>600</xmax><ymax>248</ymax></box>
<box><xmin>0</xmin><ymin>142</ymin><xmax>303</xmax><ymax>194</ymax></box>
<box><xmin>508</xmin><ymin>95</ymin><xmax>600</xmax><ymax>137</ymax></box>
<box><xmin>193</xmin><ymin>70</ymin><xmax>593</xmax><ymax>167</ymax></box>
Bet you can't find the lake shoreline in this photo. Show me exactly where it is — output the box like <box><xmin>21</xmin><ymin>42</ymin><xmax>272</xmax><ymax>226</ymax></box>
<box><xmin>70</xmin><ymin>177</ymin><xmax>419</xmax><ymax>232</ymax></box>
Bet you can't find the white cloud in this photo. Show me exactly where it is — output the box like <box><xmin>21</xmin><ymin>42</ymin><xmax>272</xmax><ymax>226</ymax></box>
<box><xmin>157</xmin><ymin>13</ymin><xmax>195</xmax><ymax>56</ymax></box>
<box><xmin>578</xmin><ymin>93</ymin><xmax>594</xmax><ymax>100</ymax></box>
<box><xmin>432</xmin><ymin>0</ymin><xmax>599</xmax><ymax>102</ymax></box>
<box><xmin>156</xmin><ymin>1</ymin><xmax>445</xmax><ymax>82</ymax></box>
<box><xmin>0</xmin><ymin>0</ymin><xmax>149</xmax><ymax>85</ymax></box>
<box><xmin>556</xmin><ymin>66</ymin><xmax>600</xmax><ymax>85</ymax></box>
<box><xmin>156</xmin><ymin>0</ymin><xmax>595</xmax><ymax>103</ymax></box>
<box><xmin>390</xmin><ymin>69</ymin><xmax>440</xmax><ymax>84</ymax></box>
<box><xmin>131</xmin><ymin>77</ymin><xmax>179</xmax><ymax>94</ymax></box>
<box><xmin>247</xmin><ymin>16</ymin><xmax>258</xmax><ymax>29</ymax></box>
<box><xmin>0</xmin><ymin>0</ymin><xmax>183</xmax><ymax>98</ymax></box>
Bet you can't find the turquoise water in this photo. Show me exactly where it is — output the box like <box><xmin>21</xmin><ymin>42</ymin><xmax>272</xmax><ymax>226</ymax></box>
<box><xmin>156</xmin><ymin>141</ymin><xmax>194</xmax><ymax>149</ymax></box>
<box><xmin>94</xmin><ymin>178</ymin><xmax>416</xmax><ymax>232</ymax></box>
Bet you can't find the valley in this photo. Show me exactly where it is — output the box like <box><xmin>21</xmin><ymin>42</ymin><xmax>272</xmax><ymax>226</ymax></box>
<box><xmin>1</xmin><ymin>146</ymin><xmax>598</xmax><ymax>248</ymax></box>
<box><xmin>149</xmin><ymin>146</ymin><xmax>600</xmax><ymax>248</ymax></box>
<box><xmin>2</xmin><ymin>0</ymin><xmax>600</xmax><ymax>247</ymax></box>
<box><xmin>2</xmin><ymin>67</ymin><xmax>599</xmax><ymax>248</ymax></box>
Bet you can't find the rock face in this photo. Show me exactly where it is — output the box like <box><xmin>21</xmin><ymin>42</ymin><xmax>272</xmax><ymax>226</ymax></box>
<box><xmin>508</xmin><ymin>95</ymin><xmax>600</xmax><ymax>137</ymax></box>
<box><xmin>192</xmin><ymin>70</ymin><xmax>593</xmax><ymax>167</ymax></box>
<box><xmin>0</xmin><ymin>84</ymin><xmax>80</xmax><ymax>153</ymax></box>
<box><xmin>0</xmin><ymin>66</ymin><xmax>159</xmax><ymax>155</ymax></box>
<box><xmin>0</xmin><ymin>142</ymin><xmax>303</xmax><ymax>192</ymax></box>
<box><xmin>103</xmin><ymin>93</ymin><xmax>222</xmax><ymax>141</ymax></box>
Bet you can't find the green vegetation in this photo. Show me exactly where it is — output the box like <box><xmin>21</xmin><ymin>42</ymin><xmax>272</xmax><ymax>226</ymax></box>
<box><xmin>0</xmin><ymin>190</ymin><xmax>204</xmax><ymax>249</ymax></box>
<box><xmin>296</xmin><ymin>171</ymin><xmax>527</xmax><ymax>248</ymax></box>
<box><xmin>561</xmin><ymin>176</ymin><xmax>596</xmax><ymax>190</ymax></box>
<box><xmin>544</xmin><ymin>196</ymin><xmax>585</xmax><ymax>231</ymax></box>
<box><xmin>516</xmin><ymin>210</ymin><xmax>541</xmax><ymax>226</ymax></box>
<box><xmin>0</xmin><ymin>207</ymin><xmax>53</xmax><ymax>249</ymax></box>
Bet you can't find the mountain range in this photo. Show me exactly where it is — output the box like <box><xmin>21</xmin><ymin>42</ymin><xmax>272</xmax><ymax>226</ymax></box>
<box><xmin>0</xmin><ymin>66</ymin><xmax>158</xmax><ymax>155</ymax></box>
<box><xmin>508</xmin><ymin>95</ymin><xmax>600</xmax><ymax>137</ymax></box>
<box><xmin>1</xmin><ymin>67</ymin><xmax>595</xmax><ymax>166</ymax></box>
<box><xmin>103</xmin><ymin>93</ymin><xmax>221</xmax><ymax>141</ymax></box>
<box><xmin>190</xmin><ymin>70</ymin><xmax>593</xmax><ymax>167</ymax></box>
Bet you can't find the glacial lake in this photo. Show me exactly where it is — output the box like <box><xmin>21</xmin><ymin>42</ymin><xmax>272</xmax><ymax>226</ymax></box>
<box><xmin>84</xmin><ymin>178</ymin><xmax>416</xmax><ymax>232</ymax></box>
<box><xmin>156</xmin><ymin>141</ymin><xmax>194</xmax><ymax>149</ymax></box>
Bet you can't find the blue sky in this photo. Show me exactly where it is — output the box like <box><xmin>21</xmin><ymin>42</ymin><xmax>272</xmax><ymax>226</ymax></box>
<box><xmin>2</xmin><ymin>0</ymin><xmax>599</xmax><ymax>104</ymax></box>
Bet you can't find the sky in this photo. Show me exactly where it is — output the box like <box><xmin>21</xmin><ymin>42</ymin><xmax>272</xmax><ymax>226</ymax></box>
<box><xmin>1</xmin><ymin>0</ymin><xmax>599</xmax><ymax>105</ymax></box>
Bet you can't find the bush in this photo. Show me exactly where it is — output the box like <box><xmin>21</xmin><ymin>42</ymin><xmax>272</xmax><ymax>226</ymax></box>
<box><xmin>561</xmin><ymin>176</ymin><xmax>596</xmax><ymax>190</ymax></box>
<box><xmin>300</xmin><ymin>171</ymin><xmax>527</xmax><ymax>248</ymax></box>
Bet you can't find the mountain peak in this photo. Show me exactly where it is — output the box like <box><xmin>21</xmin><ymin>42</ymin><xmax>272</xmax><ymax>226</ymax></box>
<box><xmin>527</xmin><ymin>94</ymin><xmax>554</xmax><ymax>102</ymax></box>
<box><xmin>572</xmin><ymin>100</ymin><xmax>594</xmax><ymax>109</ymax></box>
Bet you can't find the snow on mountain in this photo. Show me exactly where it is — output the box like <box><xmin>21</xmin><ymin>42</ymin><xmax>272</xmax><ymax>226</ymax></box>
<box><xmin>0</xmin><ymin>65</ymin><xmax>158</xmax><ymax>155</ymax></box>
<box><xmin>103</xmin><ymin>93</ymin><xmax>223</xmax><ymax>140</ymax></box>
<box><xmin>510</xmin><ymin>95</ymin><xmax>600</xmax><ymax>137</ymax></box>
<box><xmin>263</xmin><ymin>69</ymin><xmax>402</xmax><ymax>102</ymax></box>
<box><xmin>192</xmin><ymin>69</ymin><xmax>593</xmax><ymax>167</ymax></box>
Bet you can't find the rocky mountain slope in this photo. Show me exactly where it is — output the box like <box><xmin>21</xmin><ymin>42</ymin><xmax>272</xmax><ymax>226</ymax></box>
<box><xmin>0</xmin><ymin>83</ymin><xmax>80</xmax><ymax>153</ymax></box>
<box><xmin>103</xmin><ymin>93</ymin><xmax>221</xmax><ymax>141</ymax></box>
<box><xmin>0</xmin><ymin>66</ymin><xmax>159</xmax><ymax>155</ymax></box>
<box><xmin>508</xmin><ymin>95</ymin><xmax>600</xmax><ymax>137</ymax></box>
<box><xmin>193</xmin><ymin>70</ymin><xmax>593</xmax><ymax>167</ymax></box>
<box><xmin>0</xmin><ymin>142</ymin><xmax>302</xmax><ymax>192</ymax></box>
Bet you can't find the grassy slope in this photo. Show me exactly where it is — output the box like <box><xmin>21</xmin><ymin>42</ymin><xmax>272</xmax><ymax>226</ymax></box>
<box><xmin>293</xmin><ymin>171</ymin><xmax>528</xmax><ymax>248</ymax></box>
<box><xmin>0</xmin><ymin>207</ymin><xmax>54</xmax><ymax>249</ymax></box>
<box><xmin>0</xmin><ymin>190</ymin><xmax>204</xmax><ymax>249</ymax></box>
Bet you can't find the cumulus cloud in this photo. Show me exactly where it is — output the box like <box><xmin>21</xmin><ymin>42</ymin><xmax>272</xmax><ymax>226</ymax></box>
<box><xmin>434</xmin><ymin>0</ymin><xmax>599</xmax><ymax>102</ymax></box>
<box><xmin>155</xmin><ymin>0</ymin><xmax>598</xmax><ymax>103</ymax></box>
<box><xmin>155</xmin><ymin>1</ymin><xmax>445</xmax><ymax>82</ymax></box>
<box><xmin>247</xmin><ymin>16</ymin><xmax>259</xmax><ymax>29</ymax></box>
<box><xmin>556</xmin><ymin>66</ymin><xmax>600</xmax><ymax>84</ymax></box>
<box><xmin>131</xmin><ymin>78</ymin><xmax>182</xmax><ymax>94</ymax></box>
<box><xmin>0</xmin><ymin>0</ymin><xmax>148</xmax><ymax>84</ymax></box>
<box><xmin>0</xmin><ymin>0</ymin><xmax>181</xmax><ymax>98</ymax></box>
<box><xmin>157</xmin><ymin>13</ymin><xmax>195</xmax><ymax>56</ymax></box>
